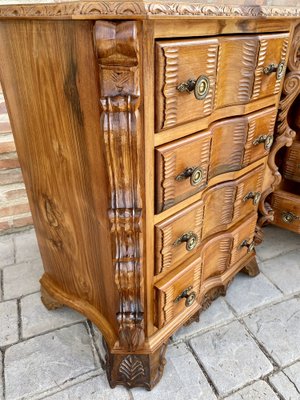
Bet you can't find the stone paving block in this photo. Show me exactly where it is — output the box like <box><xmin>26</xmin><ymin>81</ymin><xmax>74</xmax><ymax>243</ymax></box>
<box><xmin>173</xmin><ymin>297</ymin><xmax>235</xmax><ymax>341</ymax></box>
<box><xmin>0</xmin><ymin>235</ymin><xmax>14</xmax><ymax>267</ymax></box>
<box><xmin>42</xmin><ymin>375</ymin><xmax>130</xmax><ymax>400</ymax></box>
<box><xmin>269</xmin><ymin>362</ymin><xmax>300</xmax><ymax>399</ymax></box>
<box><xmin>21</xmin><ymin>292</ymin><xmax>86</xmax><ymax>338</ymax></box>
<box><xmin>190</xmin><ymin>321</ymin><xmax>273</xmax><ymax>397</ymax></box>
<box><xmin>90</xmin><ymin>324</ymin><xmax>106</xmax><ymax>365</ymax></box>
<box><xmin>5</xmin><ymin>324</ymin><xmax>98</xmax><ymax>400</ymax></box>
<box><xmin>0</xmin><ymin>351</ymin><xmax>3</xmax><ymax>400</ymax></box>
<box><xmin>131</xmin><ymin>342</ymin><xmax>217</xmax><ymax>400</ymax></box>
<box><xmin>3</xmin><ymin>258</ymin><xmax>43</xmax><ymax>300</ymax></box>
<box><xmin>261</xmin><ymin>249</ymin><xmax>300</xmax><ymax>295</ymax></box>
<box><xmin>225</xmin><ymin>273</ymin><xmax>282</xmax><ymax>315</ymax></box>
<box><xmin>256</xmin><ymin>226</ymin><xmax>300</xmax><ymax>262</ymax></box>
<box><xmin>0</xmin><ymin>300</ymin><xmax>18</xmax><ymax>347</ymax></box>
<box><xmin>14</xmin><ymin>229</ymin><xmax>40</xmax><ymax>264</ymax></box>
<box><xmin>224</xmin><ymin>381</ymin><xmax>279</xmax><ymax>400</ymax></box>
<box><xmin>244</xmin><ymin>298</ymin><xmax>300</xmax><ymax>367</ymax></box>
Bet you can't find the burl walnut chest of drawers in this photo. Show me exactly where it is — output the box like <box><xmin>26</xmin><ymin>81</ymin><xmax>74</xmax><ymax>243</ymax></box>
<box><xmin>0</xmin><ymin>0</ymin><xmax>300</xmax><ymax>390</ymax></box>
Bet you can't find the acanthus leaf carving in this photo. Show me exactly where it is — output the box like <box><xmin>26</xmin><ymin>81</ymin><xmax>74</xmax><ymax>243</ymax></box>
<box><xmin>119</xmin><ymin>355</ymin><xmax>146</xmax><ymax>382</ymax></box>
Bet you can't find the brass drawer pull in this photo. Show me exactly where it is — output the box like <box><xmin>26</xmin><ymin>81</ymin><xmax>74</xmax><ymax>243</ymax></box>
<box><xmin>175</xmin><ymin>166</ymin><xmax>204</xmax><ymax>186</ymax></box>
<box><xmin>174</xmin><ymin>286</ymin><xmax>196</xmax><ymax>307</ymax></box>
<box><xmin>263</xmin><ymin>61</ymin><xmax>285</xmax><ymax>79</ymax></box>
<box><xmin>252</xmin><ymin>134</ymin><xmax>274</xmax><ymax>151</ymax></box>
<box><xmin>239</xmin><ymin>239</ymin><xmax>255</xmax><ymax>253</ymax></box>
<box><xmin>177</xmin><ymin>75</ymin><xmax>210</xmax><ymax>100</ymax></box>
<box><xmin>243</xmin><ymin>191</ymin><xmax>261</xmax><ymax>205</ymax></box>
<box><xmin>173</xmin><ymin>231</ymin><xmax>198</xmax><ymax>251</ymax></box>
<box><xmin>281</xmin><ymin>211</ymin><xmax>300</xmax><ymax>224</ymax></box>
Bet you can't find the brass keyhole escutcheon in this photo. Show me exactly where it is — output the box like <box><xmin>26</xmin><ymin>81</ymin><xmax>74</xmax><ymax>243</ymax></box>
<box><xmin>173</xmin><ymin>231</ymin><xmax>198</xmax><ymax>252</ymax></box>
<box><xmin>281</xmin><ymin>211</ymin><xmax>300</xmax><ymax>224</ymax></box>
<box><xmin>186</xmin><ymin>234</ymin><xmax>198</xmax><ymax>251</ymax></box>
<box><xmin>194</xmin><ymin>75</ymin><xmax>210</xmax><ymax>100</ymax></box>
<box><xmin>191</xmin><ymin>167</ymin><xmax>203</xmax><ymax>186</ymax></box>
<box><xmin>176</xmin><ymin>75</ymin><xmax>210</xmax><ymax>100</ymax></box>
<box><xmin>174</xmin><ymin>286</ymin><xmax>196</xmax><ymax>308</ymax></box>
<box><xmin>263</xmin><ymin>62</ymin><xmax>285</xmax><ymax>80</ymax></box>
<box><xmin>276</xmin><ymin>61</ymin><xmax>285</xmax><ymax>80</ymax></box>
<box><xmin>175</xmin><ymin>166</ymin><xmax>204</xmax><ymax>187</ymax></box>
<box><xmin>185</xmin><ymin>292</ymin><xmax>196</xmax><ymax>307</ymax></box>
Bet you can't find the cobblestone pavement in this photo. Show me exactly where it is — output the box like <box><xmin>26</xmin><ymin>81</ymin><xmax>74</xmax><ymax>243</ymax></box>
<box><xmin>0</xmin><ymin>226</ymin><xmax>300</xmax><ymax>400</ymax></box>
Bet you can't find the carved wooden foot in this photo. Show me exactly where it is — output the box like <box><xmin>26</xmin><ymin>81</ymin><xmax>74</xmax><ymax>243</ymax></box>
<box><xmin>103</xmin><ymin>339</ymin><xmax>168</xmax><ymax>390</ymax></box>
<box><xmin>240</xmin><ymin>257</ymin><xmax>260</xmax><ymax>277</ymax></box>
<box><xmin>40</xmin><ymin>286</ymin><xmax>64</xmax><ymax>310</ymax></box>
<box><xmin>184</xmin><ymin>309</ymin><xmax>200</xmax><ymax>327</ymax></box>
<box><xmin>185</xmin><ymin>284</ymin><xmax>231</xmax><ymax>327</ymax></box>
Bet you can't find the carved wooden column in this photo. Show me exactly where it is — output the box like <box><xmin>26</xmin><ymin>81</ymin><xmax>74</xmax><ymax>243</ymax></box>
<box><xmin>93</xmin><ymin>20</ymin><xmax>167</xmax><ymax>390</ymax></box>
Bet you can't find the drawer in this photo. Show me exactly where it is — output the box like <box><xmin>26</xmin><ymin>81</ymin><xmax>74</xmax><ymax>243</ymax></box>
<box><xmin>156</xmin><ymin>108</ymin><xmax>274</xmax><ymax>213</ymax></box>
<box><xmin>156</xmin><ymin>130</ymin><xmax>211</xmax><ymax>212</ymax></box>
<box><xmin>155</xmin><ymin>213</ymin><xmax>258</xmax><ymax>328</ymax></box>
<box><xmin>271</xmin><ymin>190</ymin><xmax>300</xmax><ymax>234</ymax></box>
<box><xmin>215</xmin><ymin>33</ymin><xmax>289</xmax><ymax>109</ymax></box>
<box><xmin>156</xmin><ymin>33</ymin><xmax>288</xmax><ymax>131</ymax></box>
<box><xmin>155</xmin><ymin>165</ymin><xmax>264</xmax><ymax>275</ymax></box>
<box><xmin>282</xmin><ymin>141</ymin><xmax>300</xmax><ymax>182</ymax></box>
<box><xmin>156</xmin><ymin>37</ymin><xmax>219</xmax><ymax>131</ymax></box>
<box><xmin>210</xmin><ymin>106</ymin><xmax>276</xmax><ymax>178</ymax></box>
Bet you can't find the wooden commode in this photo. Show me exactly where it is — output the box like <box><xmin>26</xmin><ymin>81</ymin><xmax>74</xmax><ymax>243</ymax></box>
<box><xmin>0</xmin><ymin>0</ymin><xmax>300</xmax><ymax>390</ymax></box>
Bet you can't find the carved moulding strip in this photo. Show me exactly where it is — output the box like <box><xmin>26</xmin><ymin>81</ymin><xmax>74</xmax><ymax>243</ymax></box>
<box><xmin>1</xmin><ymin>1</ymin><xmax>300</xmax><ymax>19</ymax></box>
<box><xmin>94</xmin><ymin>21</ymin><xmax>144</xmax><ymax>352</ymax></box>
<box><xmin>258</xmin><ymin>24</ymin><xmax>300</xmax><ymax>227</ymax></box>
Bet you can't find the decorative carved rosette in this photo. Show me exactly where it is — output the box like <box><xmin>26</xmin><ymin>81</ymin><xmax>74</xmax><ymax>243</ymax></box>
<box><xmin>258</xmin><ymin>24</ymin><xmax>300</xmax><ymax>227</ymax></box>
<box><xmin>94</xmin><ymin>21</ymin><xmax>145</xmax><ymax>351</ymax></box>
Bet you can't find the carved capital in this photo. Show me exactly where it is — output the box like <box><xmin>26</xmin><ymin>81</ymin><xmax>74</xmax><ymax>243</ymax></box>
<box><xmin>94</xmin><ymin>21</ymin><xmax>144</xmax><ymax>351</ymax></box>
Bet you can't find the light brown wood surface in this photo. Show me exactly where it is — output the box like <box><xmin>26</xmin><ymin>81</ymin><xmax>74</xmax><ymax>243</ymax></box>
<box><xmin>0</xmin><ymin>7</ymin><xmax>298</xmax><ymax>390</ymax></box>
<box><xmin>0</xmin><ymin>20</ymin><xmax>119</xmax><ymax>345</ymax></box>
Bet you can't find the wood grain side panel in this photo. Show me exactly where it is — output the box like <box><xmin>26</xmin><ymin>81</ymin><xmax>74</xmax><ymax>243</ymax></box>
<box><xmin>0</xmin><ymin>20</ymin><xmax>118</xmax><ymax>333</ymax></box>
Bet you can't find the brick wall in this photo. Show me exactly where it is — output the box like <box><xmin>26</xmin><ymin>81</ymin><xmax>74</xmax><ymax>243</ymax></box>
<box><xmin>0</xmin><ymin>83</ymin><xmax>33</xmax><ymax>234</ymax></box>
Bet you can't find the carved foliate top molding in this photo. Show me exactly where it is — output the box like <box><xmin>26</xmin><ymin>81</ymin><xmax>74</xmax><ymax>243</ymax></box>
<box><xmin>1</xmin><ymin>1</ymin><xmax>300</xmax><ymax>19</ymax></box>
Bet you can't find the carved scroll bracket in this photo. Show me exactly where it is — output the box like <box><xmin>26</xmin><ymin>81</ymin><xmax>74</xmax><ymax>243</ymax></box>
<box><xmin>258</xmin><ymin>24</ymin><xmax>300</xmax><ymax>227</ymax></box>
<box><xmin>94</xmin><ymin>21</ymin><xmax>145</xmax><ymax>352</ymax></box>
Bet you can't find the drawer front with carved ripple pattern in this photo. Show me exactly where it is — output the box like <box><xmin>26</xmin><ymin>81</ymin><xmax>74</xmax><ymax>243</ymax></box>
<box><xmin>271</xmin><ymin>190</ymin><xmax>300</xmax><ymax>234</ymax></box>
<box><xmin>156</xmin><ymin>107</ymin><xmax>275</xmax><ymax>213</ymax></box>
<box><xmin>155</xmin><ymin>164</ymin><xmax>264</xmax><ymax>276</ymax></box>
<box><xmin>282</xmin><ymin>141</ymin><xmax>300</xmax><ymax>182</ymax></box>
<box><xmin>155</xmin><ymin>213</ymin><xmax>258</xmax><ymax>328</ymax></box>
<box><xmin>156</xmin><ymin>33</ymin><xmax>288</xmax><ymax>132</ymax></box>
